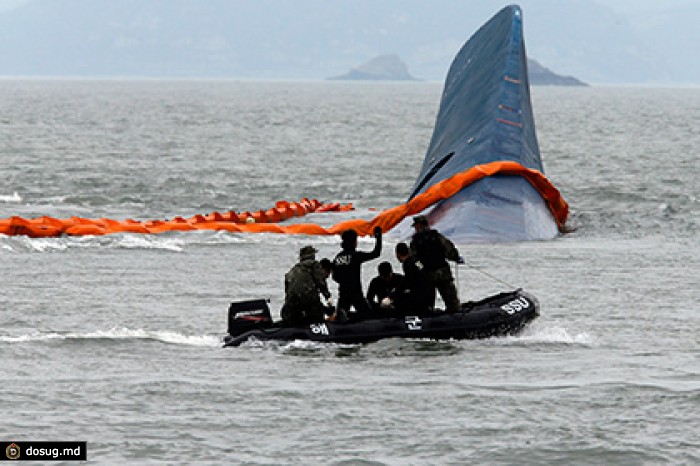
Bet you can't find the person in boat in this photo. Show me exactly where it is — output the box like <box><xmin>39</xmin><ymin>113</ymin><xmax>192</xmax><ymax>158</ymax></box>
<box><xmin>366</xmin><ymin>261</ymin><xmax>404</xmax><ymax>314</ymax></box>
<box><xmin>409</xmin><ymin>215</ymin><xmax>463</xmax><ymax>313</ymax></box>
<box><xmin>332</xmin><ymin>226</ymin><xmax>382</xmax><ymax>321</ymax></box>
<box><xmin>320</xmin><ymin>258</ymin><xmax>333</xmax><ymax>278</ymax></box>
<box><xmin>394</xmin><ymin>242</ymin><xmax>436</xmax><ymax>315</ymax></box>
<box><xmin>280</xmin><ymin>245</ymin><xmax>333</xmax><ymax>326</ymax></box>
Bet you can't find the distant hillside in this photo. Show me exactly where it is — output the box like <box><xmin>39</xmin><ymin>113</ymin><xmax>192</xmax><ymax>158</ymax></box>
<box><xmin>328</xmin><ymin>54</ymin><xmax>585</xmax><ymax>86</ymax></box>
<box><xmin>328</xmin><ymin>55</ymin><xmax>418</xmax><ymax>81</ymax></box>
<box><xmin>528</xmin><ymin>59</ymin><xmax>587</xmax><ymax>86</ymax></box>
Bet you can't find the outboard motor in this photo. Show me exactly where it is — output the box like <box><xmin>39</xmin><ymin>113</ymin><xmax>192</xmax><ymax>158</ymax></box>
<box><xmin>228</xmin><ymin>299</ymin><xmax>274</xmax><ymax>336</ymax></box>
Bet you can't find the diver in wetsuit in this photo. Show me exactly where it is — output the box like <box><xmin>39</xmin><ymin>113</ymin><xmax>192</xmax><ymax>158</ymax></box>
<box><xmin>332</xmin><ymin>227</ymin><xmax>382</xmax><ymax>321</ymax></box>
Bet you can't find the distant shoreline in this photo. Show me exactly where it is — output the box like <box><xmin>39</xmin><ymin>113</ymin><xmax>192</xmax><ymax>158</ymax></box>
<box><xmin>1</xmin><ymin>75</ymin><xmax>699</xmax><ymax>88</ymax></box>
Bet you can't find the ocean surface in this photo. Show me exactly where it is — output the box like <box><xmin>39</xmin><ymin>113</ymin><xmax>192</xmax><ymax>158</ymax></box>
<box><xmin>1</xmin><ymin>80</ymin><xmax>698</xmax><ymax>465</ymax></box>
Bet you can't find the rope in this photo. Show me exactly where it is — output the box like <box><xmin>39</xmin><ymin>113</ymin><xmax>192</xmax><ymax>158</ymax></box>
<box><xmin>454</xmin><ymin>262</ymin><xmax>460</xmax><ymax>301</ymax></box>
<box><xmin>458</xmin><ymin>262</ymin><xmax>517</xmax><ymax>289</ymax></box>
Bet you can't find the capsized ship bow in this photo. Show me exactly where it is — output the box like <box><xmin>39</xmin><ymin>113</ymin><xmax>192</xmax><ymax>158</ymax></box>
<box><xmin>401</xmin><ymin>4</ymin><xmax>567</xmax><ymax>242</ymax></box>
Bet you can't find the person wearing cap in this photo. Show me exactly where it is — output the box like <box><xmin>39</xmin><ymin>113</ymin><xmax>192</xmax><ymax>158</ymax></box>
<box><xmin>331</xmin><ymin>226</ymin><xmax>383</xmax><ymax>321</ymax></box>
<box><xmin>409</xmin><ymin>215</ymin><xmax>463</xmax><ymax>313</ymax></box>
<box><xmin>366</xmin><ymin>261</ymin><xmax>404</xmax><ymax>314</ymax></box>
<box><xmin>280</xmin><ymin>245</ymin><xmax>333</xmax><ymax>326</ymax></box>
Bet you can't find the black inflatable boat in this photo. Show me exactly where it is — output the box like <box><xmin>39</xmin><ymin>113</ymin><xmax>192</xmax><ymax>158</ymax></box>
<box><xmin>223</xmin><ymin>289</ymin><xmax>539</xmax><ymax>347</ymax></box>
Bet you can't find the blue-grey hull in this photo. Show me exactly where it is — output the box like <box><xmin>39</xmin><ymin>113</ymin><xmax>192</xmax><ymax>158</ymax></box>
<box><xmin>408</xmin><ymin>5</ymin><xmax>562</xmax><ymax>242</ymax></box>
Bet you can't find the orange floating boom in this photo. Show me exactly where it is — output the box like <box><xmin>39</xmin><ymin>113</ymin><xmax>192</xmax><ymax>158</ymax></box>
<box><xmin>0</xmin><ymin>198</ymin><xmax>352</xmax><ymax>238</ymax></box>
<box><xmin>0</xmin><ymin>162</ymin><xmax>567</xmax><ymax>238</ymax></box>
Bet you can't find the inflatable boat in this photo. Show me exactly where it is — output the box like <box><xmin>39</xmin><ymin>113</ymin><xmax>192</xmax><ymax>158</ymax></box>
<box><xmin>223</xmin><ymin>289</ymin><xmax>539</xmax><ymax>347</ymax></box>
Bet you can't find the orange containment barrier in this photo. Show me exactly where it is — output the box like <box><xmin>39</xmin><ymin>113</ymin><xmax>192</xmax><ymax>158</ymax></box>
<box><xmin>0</xmin><ymin>162</ymin><xmax>568</xmax><ymax>238</ymax></box>
<box><xmin>207</xmin><ymin>160</ymin><xmax>565</xmax><ymax>238</ymax></box>
<box><xmin>0</xmin><ymin>198</ymin><xmax>353</xmax><ymax>238</ymax></box>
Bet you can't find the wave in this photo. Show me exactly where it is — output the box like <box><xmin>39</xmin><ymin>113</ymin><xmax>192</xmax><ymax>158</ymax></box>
<box><xmin>0</xmin><ymin>327</ymin><xmax>222</xmax><ymax>347</ymax></box>
<box><xmin>107</xmin><ymin>235</ymin><xmax>184</xmax><ymax>252</ymax></box>
<box><xmin>0</xmin><ymin>192</ymin><xmax>21</xmax><ymax>203</ymax></box>
<box><xmin>486</xmin><ymin>323</ymin><xmax>595</xmax><ymax>346</ymax></box>
<box><xmin>0</xmin><ymin>234</ymin><xmax>186</xmax><ymax>253</ymax></box>
<box><xmin>239</xmin><ymin>337</ymin><xmax>356</xmax><ymax>351</ymax></box>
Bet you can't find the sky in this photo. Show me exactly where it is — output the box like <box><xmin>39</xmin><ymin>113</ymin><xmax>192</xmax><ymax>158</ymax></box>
<box><xmin>2</xmin><ymin>0</ymin><xmax>700</xmax><ymax>84</ymax></box>
<box><xmin>592</xmin><ymin>0</ymin><xmax>700</xmax><ymax>12</ymax></box>
<box><xmin>3</xmin><ymin>0</ymin><xmax>699</xmax><ymax>12</ymax></box>
<box><xmin>2</xmin><ymin>0</ymin><xmax>700</xmax><ymax>14</ymax></box>
<box><xmin>0</xmin><ymin>0</ymin><xmax>27</xmax><ymax>10</ymax></box>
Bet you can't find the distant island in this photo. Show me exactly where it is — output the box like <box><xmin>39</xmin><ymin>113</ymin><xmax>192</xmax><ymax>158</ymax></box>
<box><xmin>328</xmin><ymin>54</ymin><xmax>418</xmax><ymax>81</ymax></box>
<box><xmin>329</xmin><ymin>54</ymin><xmax>587</xmax><ymax>86</ymax></box>
<box><xmin>528</xmin><ymin>59</ymin><xmax>588</xmax><ymax>86</ymax></box>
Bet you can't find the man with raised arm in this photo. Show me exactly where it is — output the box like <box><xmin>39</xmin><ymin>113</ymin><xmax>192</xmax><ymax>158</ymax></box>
<box><xmin>332</xmin><ymin>226</ymin><xmax>382</xmax><ymax>321</ymax></box>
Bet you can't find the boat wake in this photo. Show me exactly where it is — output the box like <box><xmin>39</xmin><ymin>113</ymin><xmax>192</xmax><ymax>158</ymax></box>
<box><xmin>492</xmin><ymin>323</ymin><xmax>595</xmax><ymax>346</ymax></box>
<box><xmin>232</xmin><ymin>324</ymin><xmax>590</xmax><ymax>356</ymax></box>
<box><xmin>236</xmin><ymin>337</ymin><xmax>467</xmax><ymax>359</ymax></box>
<box><xmin>239</xmin><ymin>337</ymin><xmax>359</xmax><ymax>353</ymax></box>
<box><xmin>0</xmin><ymin>327</ymin><xmax>222</xmax><ymax>347</ymax></box>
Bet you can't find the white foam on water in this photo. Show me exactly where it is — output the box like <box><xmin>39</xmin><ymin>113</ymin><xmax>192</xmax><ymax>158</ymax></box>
<box><xmin>497</xmin><ymin>323</ymin><xmax>595</xmax><ymax>346</ymax></box>
<box><xmin>2</xmin><ymin>228</ymin><xmax>342</xmax><ymax>254</ymax></box>
<box><xmin>108</xmin><ymin>234</ymin><xmax>184</xmax><ymax>252</ymax></box>
<box><xmin>0</xmin><ymin>192</ymin><xmax>22</xmax><ymax>203</ymax></box>
<box><xmin>238</xmin><ymin>337</ymin><xmax>356</xmax><ymax>352</ymax></box>
<box><xmin>18</xmin><ymin>237</ymin><xmax>69</xmax><ymax>252</ymax></box>
<box><xmin>0</xmin><ymin>332</ymin><xmax>65</xmax><ymax>342</ymax></box>
<box><xmin>4</xmin><ymin>234</ymin><xmax>186</xmax><ymax>253</ymax></box>
<box><xmin>0</xmin><ymin>327</ymin><xmax>222</xmax><ymax>347</ymax></box>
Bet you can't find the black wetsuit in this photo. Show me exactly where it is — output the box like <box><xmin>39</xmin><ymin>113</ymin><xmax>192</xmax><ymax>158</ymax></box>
<box><xmin>396</xmin><ymin>255</ymin><xmax>436</xmax><ymax>315</ymax></box>
<box><xmin>366</xmin><ymin>273</ymin><xmax>405</xmax><ymax>313</ymax></box>
<box><xmin>332</xmin><ymin>235</ymin><xmax>382</xmax><ymax>320</ymax></box>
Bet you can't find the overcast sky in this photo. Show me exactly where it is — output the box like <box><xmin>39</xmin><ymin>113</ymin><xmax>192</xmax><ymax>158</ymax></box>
<box><xmin>593</xmin><ymin>0</ymin><xmax>700</xmax><ymax>12</ymax></box>
<box><xmin>2</xmin><ymin>0</ymin><xmax>700</xmax><ymax>13</ymax></box>
<box><xmin>0</xmin><ymin>0</ymin><xmax>27</xmax><ymax>11</ymax></box>
<box><xmin>2</xmin><ymin>0</ymin><xmax>700</xmax><ymax>84</ymax></box>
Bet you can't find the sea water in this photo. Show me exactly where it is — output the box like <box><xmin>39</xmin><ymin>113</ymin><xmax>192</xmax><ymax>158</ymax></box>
<box><xmin>1</xmin><ymin>80</ymin><xmax>698</xmax><ymax>465</ymax></box>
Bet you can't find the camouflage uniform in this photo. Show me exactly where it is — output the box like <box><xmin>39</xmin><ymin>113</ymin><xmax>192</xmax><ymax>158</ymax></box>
<box><xmin>281</xmin><ymin>257</ymin><xmax>331</xmax><ymax>326</ymax></box>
